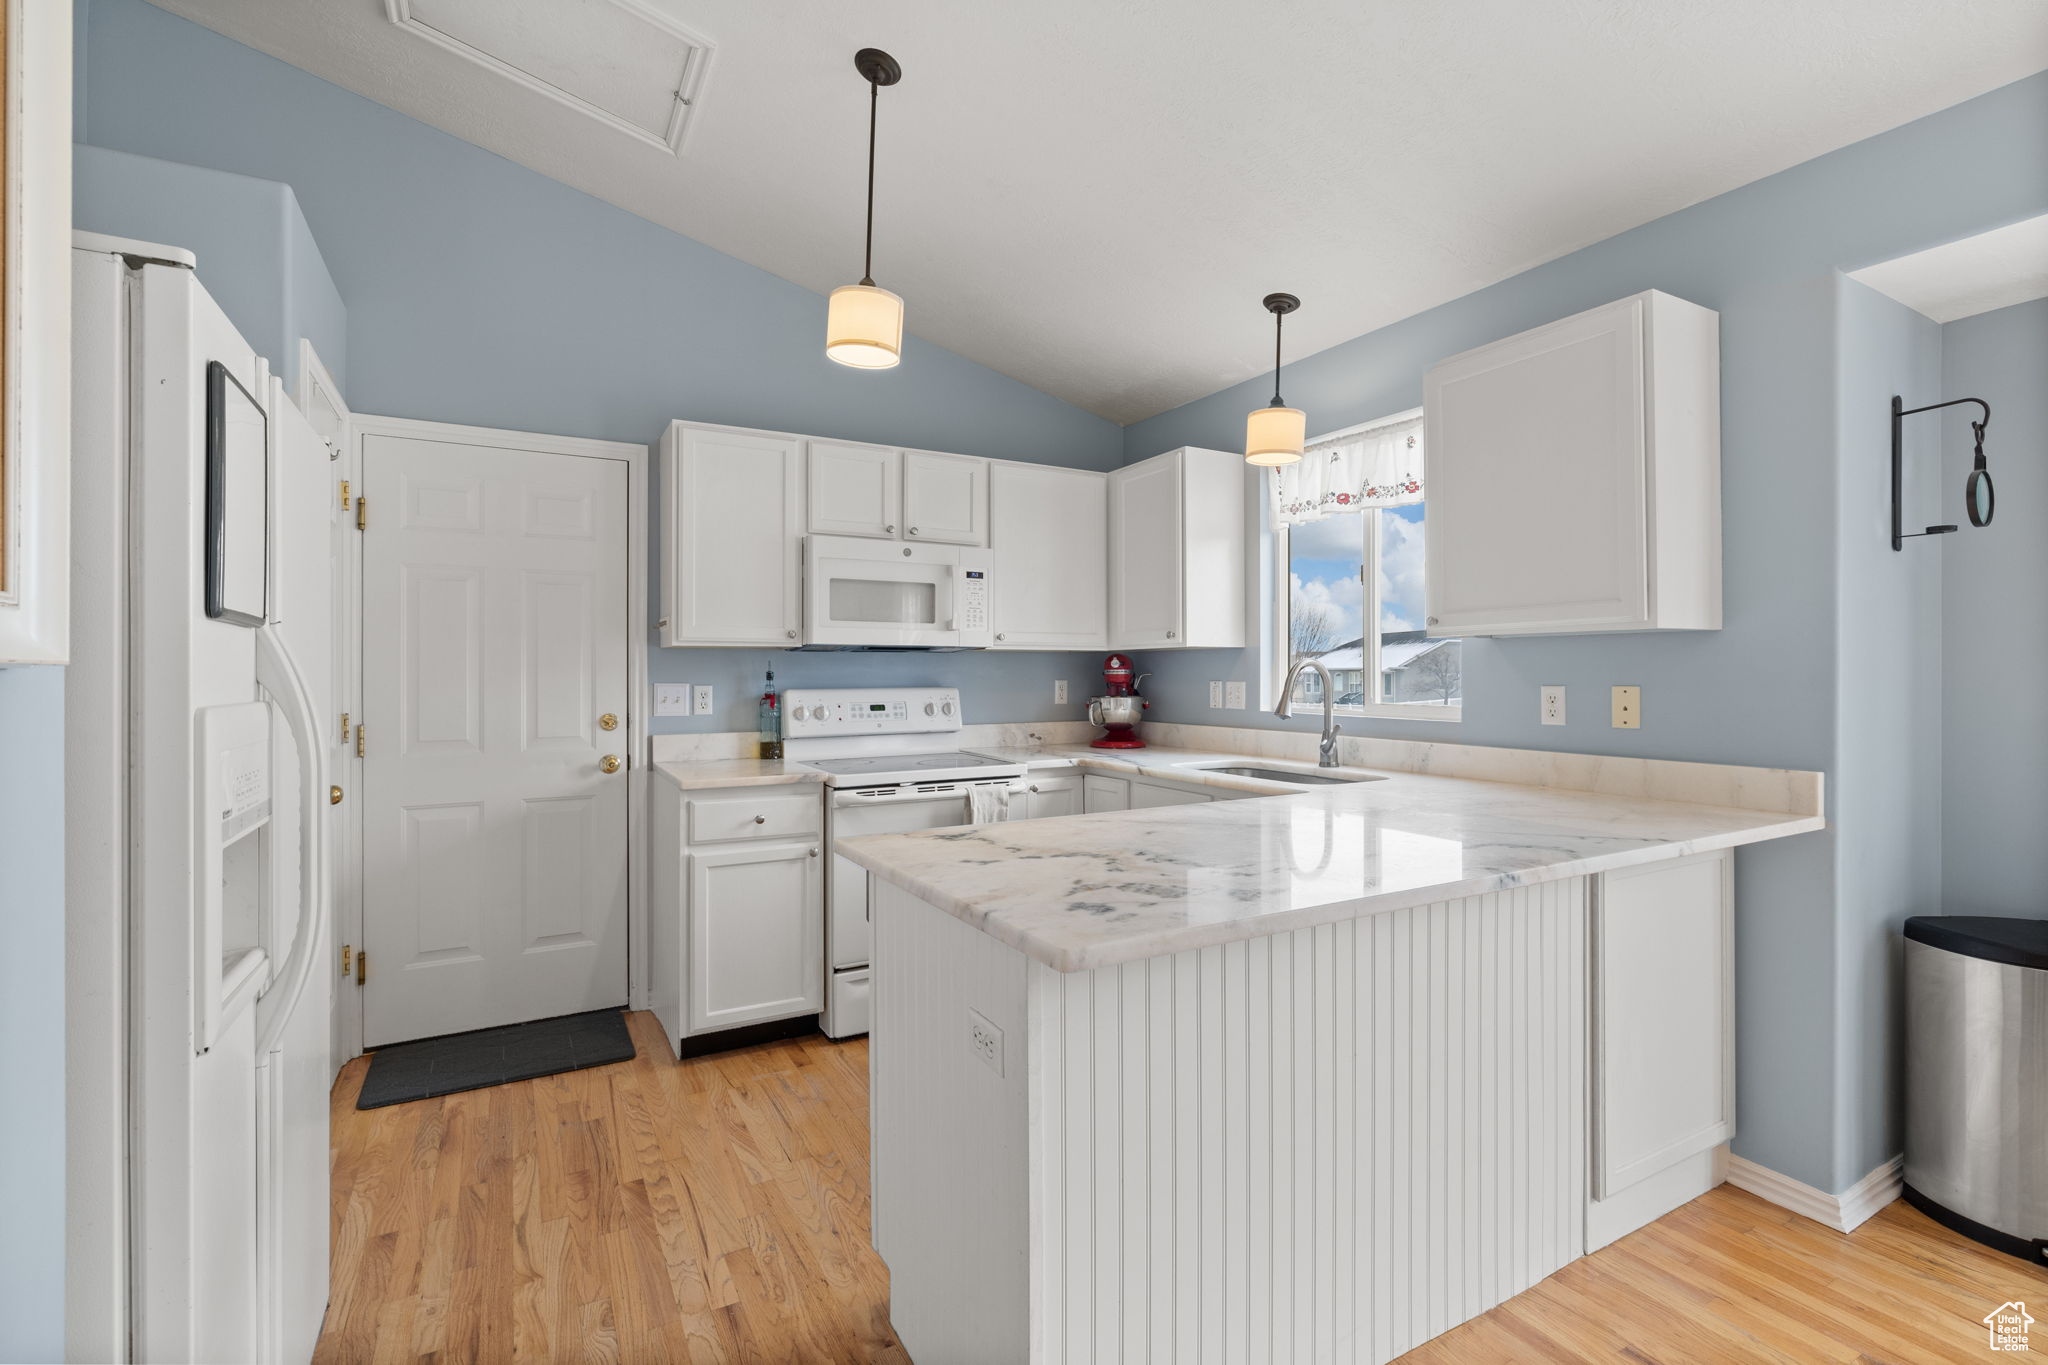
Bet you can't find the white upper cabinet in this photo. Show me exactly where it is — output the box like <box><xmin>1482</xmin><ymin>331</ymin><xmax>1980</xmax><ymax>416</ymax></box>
<box><xmin>1423</xmin><ymin>290</ymin><xmax>1721</xmax><ymax>637</ymax></box>
<box><xmin>807</xmin><ymin>440</ymin><xmax>901</xmax><ymax>539</ymax></box>
<box><xmin>902</xmin><ymin>450</ymin><xmax>989</xmax><ymax>546</ymax></box>
<box><xmin>989</xmin><ymin>461</ymin><xmax>1107</xmax><ymax>650</ymax></box>
<box><xmin>659</xmin><ymin>422</ymin><xmax>804</xmax><ymax>646</ymax></box>
<box><xmin>1109</xmin><ymin>446</ymin><xmax>1246</xmax><ymax>649</ymax></box>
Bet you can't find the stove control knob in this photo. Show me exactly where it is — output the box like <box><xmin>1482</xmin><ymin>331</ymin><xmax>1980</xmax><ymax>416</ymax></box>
<box><xmin>941</xmin><ymin>700</ymin><xmax>954</xmax><ymax>717</ymax></box>
<box><xmin>792</xmin><ymin>706</ymin><xmax>808</xmax><ymax>722</ymax></box>
<box><xmin>924</xmin><ymin>702</ymin><xmax>936</xmax><ymax>716</ymax></box>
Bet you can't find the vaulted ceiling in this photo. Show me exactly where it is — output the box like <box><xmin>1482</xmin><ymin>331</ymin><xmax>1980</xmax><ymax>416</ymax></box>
<box><xmin>145</xmin><ymin>1</ymin><xmax>2048</xmax><ymax>422</ymax></box>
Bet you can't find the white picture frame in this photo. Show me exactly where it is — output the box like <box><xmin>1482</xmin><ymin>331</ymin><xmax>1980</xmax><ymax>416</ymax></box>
<box><xmin>0</xmin><ymin>0</ymin><xmax>71</xmax><ymax>665</ymax></box>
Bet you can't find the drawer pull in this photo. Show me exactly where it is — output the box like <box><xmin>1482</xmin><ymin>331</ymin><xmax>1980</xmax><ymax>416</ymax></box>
<box><xmin>753</xmin><ymin>814</ymin><xmax>767</xmax><ymax>824</ymax></box>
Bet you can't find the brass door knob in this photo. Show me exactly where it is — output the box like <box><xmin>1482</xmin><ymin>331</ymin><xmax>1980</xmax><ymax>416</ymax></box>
<box><xmin>329</xmin><ymin>785</ymin><xmax>344</xmax><ymax>806</ymax></box>
<box><xmin>600</xmin><ymin>755</ymin><xmax>622</xmax><ymax>774</ymax></box>
<box><xmin>599</xmin><ymin>712</ymin><xmax>618</xmax><ymax>731</ymax></box>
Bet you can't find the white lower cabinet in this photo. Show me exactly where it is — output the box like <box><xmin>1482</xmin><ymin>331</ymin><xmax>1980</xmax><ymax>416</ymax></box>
<box><xmin>1129</xmin><ymin>777</ymin><xmax>1213</xmax><ymax>808</ymax></box>
<box><xmin>688</xmin><ymin>843</ymin><xmax>824</xmax><ymax>1033</ymax></box>
<box><xmin>650</xmin><ymin>780</ymin><xmax>825</xmax><ymax>1052</ymax></box>
<box><xmin>1014</xmin><ymin>772</ymin><xmax>1082</xmax><ymax>819</ymax></box>
<box><xmin>1081</xmin><ymin>774</ymin><xmax>1128</xmax><ymax>813</ymax></box>
<box><xmin>1587</xmin><ymin>848</ymin><xmax>1735</xmax><ymax>1248</ymax></box>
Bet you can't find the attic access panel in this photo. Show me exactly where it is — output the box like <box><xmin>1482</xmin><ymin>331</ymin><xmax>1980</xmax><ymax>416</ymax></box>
<box><xmin>386</xmin><ymin>0</ymin><xmax>714</xmax><ymax>155</ymax></box>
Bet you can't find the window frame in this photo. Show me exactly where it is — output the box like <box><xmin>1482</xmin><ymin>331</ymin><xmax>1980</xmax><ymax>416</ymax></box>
<box><xmin>1268</xmin><ymin>407</ymin><xmax>1461</xmax><ymax>723</ymax></box>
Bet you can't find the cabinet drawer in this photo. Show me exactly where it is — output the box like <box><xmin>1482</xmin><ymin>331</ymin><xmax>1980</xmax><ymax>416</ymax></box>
<box><xmin>687</xmin><ymin>790</ymin><xmax>822</xmax><ymax>844</ymax></box>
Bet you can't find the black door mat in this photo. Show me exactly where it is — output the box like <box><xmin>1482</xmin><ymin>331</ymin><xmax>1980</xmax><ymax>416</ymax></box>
<box><xmin>356</xmin><ymin>1008</ymin><xmax>636</xmax><ymax>1110</ymax></box>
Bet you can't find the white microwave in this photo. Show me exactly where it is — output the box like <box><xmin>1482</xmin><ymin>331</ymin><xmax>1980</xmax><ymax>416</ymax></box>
<box><xmin>804</xmin><ymin>535</ymin><xmax>993</xmax><ymax>648</ymax></box>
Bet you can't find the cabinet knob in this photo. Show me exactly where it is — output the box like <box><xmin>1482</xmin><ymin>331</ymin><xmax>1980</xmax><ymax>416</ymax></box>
<box><xmin>1166</xmin><ymin>629</ymin><xmax>1176</xmax><ymax>639</ymax></box>
<box><xmin>908</xmin><ymin>526</ymin><xmax>919</xmax><ymax>536</ymax></box>
<box><xmin>786</xmin><ymin>629</ymin><xmax>798</xmax><ymax>639</ymax></box>
<box><xmin>1029</xmin><ymin>784</ymin><xmax>1040</xmax><ymax>793</ymax></box>
<box><xmin>996</xmin><ymin>632</ymin><xmax>1006</xmax><ymax>642</ymax></box>
<box><xmin>656</xmin><ymin>617</ymin><xmax>668</xmax><ymax>629</ymax></box>
<box><xmin>754</xmin><ymin>814</ymin><xmax>767</xmax><ymax>824</ymax></box>
<box><xmin>884</xmin><ymin>524</ymin><xmax>894</xmax><ymax>534</ymax></box>
<box><xmin>810</xmin><ymin>847</ymin><xmax>820</xmax><ymax>858</ymax></box>
<box><xmin>1427</xmin><ymin>616</ymin><xmax>1439</xmax><ymax>626</ymax></box>
<box><xmin>329</xmin><ymin>785</ymin><xmax>344</xmax><ymax>806</ymax></box>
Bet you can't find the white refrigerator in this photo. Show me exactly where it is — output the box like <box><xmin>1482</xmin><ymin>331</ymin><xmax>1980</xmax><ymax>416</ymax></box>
<box><xmin>67</xmin><ymin>231</ymin><xmax>334</xmax><ymax>1364</ymax></box>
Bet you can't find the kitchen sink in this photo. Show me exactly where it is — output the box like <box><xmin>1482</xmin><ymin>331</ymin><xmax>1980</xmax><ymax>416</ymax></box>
<box><xmin>1191</xmin><ymin>764</ymin><xmax>1384</xmax><ymax>786</ymax></box>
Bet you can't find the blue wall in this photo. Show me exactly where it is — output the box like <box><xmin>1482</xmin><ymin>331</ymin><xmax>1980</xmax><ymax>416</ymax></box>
<box><xmin>1942</xmin><ymin>297</ymin><xmax>2048</xmax><ymax>916</ymax></box>
<box><xmin>74</xmin><ymin>144</ymin><xmax>347</xmax><ymax>396</ymax></box>
<box><xmin>1117</xmin><ymin>74</ymin><xmax>2048</xmax><ymax>1192</ymax></box>
<box><xmin>0</xmin><ymin>667</ymin><xmax>66</xmax><ymax>1362</ymax></box>
<box><xmin>1832</xmin><ymin>278</ymin><xmax>1944</xmax><ymax>1185</ymax></box>
<box><xmin>77</xmin><ymin>0</ymin><xmax>1124</xmax><ymax>735</ymax></box>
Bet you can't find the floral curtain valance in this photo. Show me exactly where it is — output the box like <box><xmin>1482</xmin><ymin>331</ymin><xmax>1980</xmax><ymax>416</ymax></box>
<box><xmin>1269</xmin><ymin>415</ymin><xmax>1425</xmax><ymax>525</ymax></box>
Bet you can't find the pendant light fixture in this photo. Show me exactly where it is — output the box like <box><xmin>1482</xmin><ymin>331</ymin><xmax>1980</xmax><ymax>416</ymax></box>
<box><xmin>1245</xmin><ymin>293</ymin><xmax>1305</xmax><ymax>465</ymax></box>
<box><xmin>825</xmin><ymin>48</ymin><xmax>905</xmax><ymax>369</ymax></box>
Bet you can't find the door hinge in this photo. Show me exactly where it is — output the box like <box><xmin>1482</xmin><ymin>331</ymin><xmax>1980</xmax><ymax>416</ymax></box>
<box><xmin>340</xmin><ymin>711</ymin><xmax>351</xmax><ymax>744</ymax></box>
<box><xmin>357</xmin><ymin>949</ymin><xmax>367</xmax><ymax>985</ymax></box>
<box><xmin>339</xmin><ymin>478</ymin><xmax>351</xmax><ymax>510</ymax></box>
<box><xmin>340</xmin><ymin>944</ymin><xmax>352</xmax><ymax>977</ymax></box>
<box><xmin>355</xmin><ymin>495</ymin><xmax>367</xmax><ymax>531</ymax></box>
<box><xmin>356</xmin><ymin>722</ymin><xmax>366</xmax><ymax>759</ymax></box>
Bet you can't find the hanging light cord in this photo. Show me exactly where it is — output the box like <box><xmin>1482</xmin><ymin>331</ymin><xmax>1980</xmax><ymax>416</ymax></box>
<box><xmin>1271</xmin><ymin>309</ymin><xmax>1285</xmax><ymax>407</ymax></box>
<box><xmin>861</xmin><ymin>76</ymin><xmax>878</xmax><ymax>287</ymax></box>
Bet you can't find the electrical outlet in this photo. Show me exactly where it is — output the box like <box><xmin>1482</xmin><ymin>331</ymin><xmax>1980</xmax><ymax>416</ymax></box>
<box><xmin>654</xmin><ymin>683</ymin><xmax>692</xmax><ymax>717</ymax></box>
<box><xmin>1054</xmin><ymin>679</ymin><xmax>1068</xmax><ymax>704</ymax></box>
<box><xmin>967</xmin><ymin>1008</ymin><xmax>1004</xmax><ymax>1076</ymax></box>
<box><xmin>1611</xmin><ymin>685</ymin><xmax>1641</xmax><ymax>729</ymax></box>
<box><xmin>1225</xmin><ymin>680</ymin><xmax>1247</xmax><ymax>710</ymax></box>
<box><xmin>1540</xmin><ymin>685</ymin><xmax>1567</xmax><ymax>726</ymax></box>
<box><xmin>1209</xmin><ymin>681</ymin><xmax>1224</xmax><ymax>708</ymax></box>
<box><xmin>692</xmin><ymin>684</ymin><xmax>714</xmax><ymax>716</ymax></box>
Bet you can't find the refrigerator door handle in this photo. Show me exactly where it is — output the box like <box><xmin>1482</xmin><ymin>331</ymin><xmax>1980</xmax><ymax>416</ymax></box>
<box><xmin>253</xmin><ymin>621</ymin><xmax>329</xmax><ymax>1058</ymax></box>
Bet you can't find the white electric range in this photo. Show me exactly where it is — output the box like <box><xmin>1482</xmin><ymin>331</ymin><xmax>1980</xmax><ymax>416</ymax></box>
<box><xmin>783</xmin><ymin>688</ymin><xmax>1027</xmax><ymax>1038</ymax></box>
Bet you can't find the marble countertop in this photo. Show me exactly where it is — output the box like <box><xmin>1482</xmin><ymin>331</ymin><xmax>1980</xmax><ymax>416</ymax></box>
<box><xmin>838</xmin><ymin>744</ymin><xmax>1825</xmax><ymax>972</ymax></box>
<box><xmin>652</xmin><ymin>757</ymin><xmax>827</xmax><ymax>790</ymax></box>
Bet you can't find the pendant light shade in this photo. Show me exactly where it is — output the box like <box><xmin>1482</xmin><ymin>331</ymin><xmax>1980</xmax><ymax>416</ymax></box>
<box><xmin>828</xmin><ymin>49</ymin><xmax>904</xmax><ymax>370</ymax></box>
<box><xmin>1245</xmin><ymin>404</ymin><xmax>1308</xmax><ymax>466</ymax></box>
<box><xmin>1246</xmin><ymin>293</ymin><xmax>1304</xmax><ymax>465</ymax></box>
<box><xmin>826</xmin><ymin>283</ymin><xmax>904</xmax><ymax>369</ymax></box>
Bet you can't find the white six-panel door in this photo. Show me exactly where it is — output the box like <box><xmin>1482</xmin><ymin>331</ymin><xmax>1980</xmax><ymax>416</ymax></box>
<box><xmin>361</xmin><ymin>434</ymin><xmax>631</xmax><ymax>1045</ymax></box>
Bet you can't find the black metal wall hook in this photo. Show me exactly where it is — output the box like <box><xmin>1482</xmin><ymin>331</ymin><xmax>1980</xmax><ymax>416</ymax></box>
<box><xmin>1892</xmin><ymin>395</ymin><xmax>1993</xmax><ymax>551</ymax></box>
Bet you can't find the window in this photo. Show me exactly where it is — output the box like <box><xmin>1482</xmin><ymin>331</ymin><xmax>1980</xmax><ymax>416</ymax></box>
<box><xmin>1272</xmin><ymin>411</ymin><xmax>1461</xmax><ymax>719</ymax></box>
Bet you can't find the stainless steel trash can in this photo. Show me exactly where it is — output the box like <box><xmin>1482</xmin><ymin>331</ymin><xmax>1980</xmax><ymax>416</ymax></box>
<box><xmin>1904</xmin><ymin>915</ymin><xmax>2048</xmax><ymax>1263</ymax></box>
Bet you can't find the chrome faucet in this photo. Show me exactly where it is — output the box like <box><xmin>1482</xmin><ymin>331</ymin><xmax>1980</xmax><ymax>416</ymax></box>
<box><xmin>1275</xmin><ymin>658</ymin><xmax>1343</xmax><ymax>768</ymax></box>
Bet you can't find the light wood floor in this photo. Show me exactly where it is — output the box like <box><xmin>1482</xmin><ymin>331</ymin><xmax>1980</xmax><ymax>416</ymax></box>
<box><xmin>318</xmin><ymin>1011</ymin><xmax>2048</xmax><ymax>1363</ymax></box>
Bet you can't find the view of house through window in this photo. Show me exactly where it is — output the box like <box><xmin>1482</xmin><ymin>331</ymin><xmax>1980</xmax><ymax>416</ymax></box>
<box><xmin>1283</xmin><ymin>502</ymin><xmax>1462</xmax><ymax>714</ymax></box>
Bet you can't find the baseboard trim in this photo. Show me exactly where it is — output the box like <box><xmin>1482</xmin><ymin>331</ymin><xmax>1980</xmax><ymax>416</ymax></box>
<box><xmin>1726</xmin><ymin>1153</ymin><xmax>1904</xmax><ymax>1232</ymax></box>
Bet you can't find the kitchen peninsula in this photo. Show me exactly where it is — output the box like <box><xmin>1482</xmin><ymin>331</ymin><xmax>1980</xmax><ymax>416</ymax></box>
<box><xmin>841</xmin><ymin>738</ymin><xmax>1824</xmax><ymax>1364</ymax></box>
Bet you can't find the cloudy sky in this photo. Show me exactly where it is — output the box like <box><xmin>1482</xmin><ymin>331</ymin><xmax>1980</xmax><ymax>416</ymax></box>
<box><xmin>1288</xmin><ymin>505</ymin><xmax>1428</xmax><ymax>645</ymax></box>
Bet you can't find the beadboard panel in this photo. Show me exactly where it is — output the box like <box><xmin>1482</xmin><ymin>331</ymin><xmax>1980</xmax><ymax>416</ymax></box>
<box><xmin>1024</xmin><ymin>880</ymin><xmax>1588</xmax><ymax>1365</ymax></box>
<box><xmin>868</xmin><ymin>881</ymin><xmax>1033</xmax><ymax>1364</ymax></box>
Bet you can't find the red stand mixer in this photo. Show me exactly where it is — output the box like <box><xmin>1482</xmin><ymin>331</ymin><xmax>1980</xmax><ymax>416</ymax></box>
<box><xmin>1087</xmin><ymin>653</ymin><xmax>1149</xmax><ymax>749</ymax></box>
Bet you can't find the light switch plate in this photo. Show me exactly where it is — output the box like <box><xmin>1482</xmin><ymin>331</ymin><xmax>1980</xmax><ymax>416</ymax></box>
<box><xmin>692</xmin><ymin>684</ymin><xmax>714</xmax><ymax>716</ymax></box>
<box><xmin>1054</xmin><ymin>680</ymin><xmax>1068</xmax><ymax>704</ymax></box>
<box><xmin>1611</xmin><ymin>685</ymin><xmax>1641</xmax><ymax>729</ymax></box>
<box><xmin>654</xmin><ymin>683</ymin><xmax>692</xmax><ymax>717</ymax></box>
<box><xmin>1209</xmin><ymin>681</ymin><xmax>1224</xmax><ymax>708</ymax></box>
<box><xmin>1540</xmin><ymin>685</ymin><xmax>1566</xmax><ymax>726</ymax></box>
<box><xmin>1225</xmin><ymin>680</ymin><xmax>1247</xmax><ymax>710</ymax></box>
